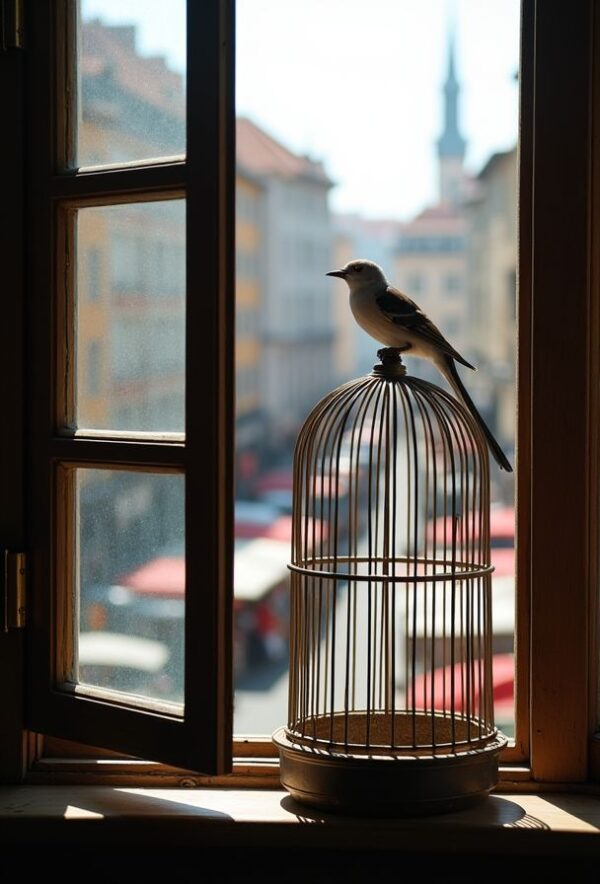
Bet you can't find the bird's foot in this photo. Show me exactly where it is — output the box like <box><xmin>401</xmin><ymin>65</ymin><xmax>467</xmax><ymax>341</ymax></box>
<box><xmin>377</xmin><ymin>346</ymin><xmax>410</xmax><ymax>362</ymax></box>
<box><xmin>373</xmin><ymin>347</ymin><xmax>408</xmax><ymax>378</ymax></box>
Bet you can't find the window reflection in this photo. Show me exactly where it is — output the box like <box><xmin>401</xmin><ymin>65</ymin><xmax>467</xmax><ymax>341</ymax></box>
<box><xmin>78</xmin><ymin>1</ymin><xmax>186</xmax><ymax>167</ymax></box>
<box><xmin>76</xmin><ymin>200</ymin><xmax>185</xmax><ymax>434</ymax></box>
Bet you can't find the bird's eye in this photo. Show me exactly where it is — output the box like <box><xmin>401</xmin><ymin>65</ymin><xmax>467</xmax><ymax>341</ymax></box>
<box><xmin>354</xmin><ymin>265</ymin><xmax>362</xmax><ymax>273</ymax></box>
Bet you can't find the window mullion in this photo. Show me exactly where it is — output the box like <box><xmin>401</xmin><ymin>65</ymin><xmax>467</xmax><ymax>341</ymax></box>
<box><xmin>48</xmin><ymin>438</ymin><xmax>186</xmax><ymax>468</ymax></box>
<box><xmin>51</xmin><ymin>164</ymin><xmax>186</xmax><ymax>202</ymax></box>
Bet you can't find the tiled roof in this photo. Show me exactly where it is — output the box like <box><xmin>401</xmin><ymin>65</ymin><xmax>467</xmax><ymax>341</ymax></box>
<box><xmin>236</xmin><ymin>117</ymin><xmax>331</xmax><ymax>185</ymax></box>
<box><xmin>334</xmin><ymin>213</ymin><xmax>404</xmax><ymax>237</ymax></box>
<box><xmin>415</xmin><ymin>204</ymin><xmax>463</xmax><ymax>222</ymax></box>
<box><xmin>477</xmin><ymin>148</ymin><xmax>517</xmax><ymax>180</ymax></box>
<box><xmin>400</xmin><ymin>201</ymin><xmax>468</xmax><ymax>234</ymax></box>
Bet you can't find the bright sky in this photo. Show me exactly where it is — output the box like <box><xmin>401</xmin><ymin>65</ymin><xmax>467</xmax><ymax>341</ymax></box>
<box><xmin>83</xmin><ymin>0</ymin><xmax>520</xmax><ymax>220</ymax></box>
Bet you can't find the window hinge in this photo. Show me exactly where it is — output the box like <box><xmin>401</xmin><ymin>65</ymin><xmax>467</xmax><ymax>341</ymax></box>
<box><xmin>0</xmin><ymin>0</ymin><xmax>24</xmax><ymax>51</ymax></box>
<box><xmin>3</xmin><ymin>551</ymin><xmax>26</xmax><ymax>631</ymax></box>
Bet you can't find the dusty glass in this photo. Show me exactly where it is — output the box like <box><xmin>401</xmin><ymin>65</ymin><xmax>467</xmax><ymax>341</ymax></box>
<box><xmin>76</xmin><ymin>468</ymin><xmax>185</xmax><ymax>707</ymax></box>
<box><xmin>78</xmin><ymin>0</ymin><xmax>185</xmax><ymax>167</ymax></box>
<box><xmin>76</xmin><ymin>200</ymin><xmax>185</xmax><ymax>434</ymax></box>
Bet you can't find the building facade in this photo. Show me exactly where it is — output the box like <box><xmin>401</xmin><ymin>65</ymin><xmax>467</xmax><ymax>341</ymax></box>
<box><xmin>394</xmin><ymin>205</ymin><xmax>469</xmax><ymax>369</ymax></box>
<box><xmin>235</xmin><ymin>165</ymin><xmax>265</xmax><ymax>492</ymax></box>
<box><xmin>236</xmin><ymin>118</ymin><xmax>334</xmax><ymax>455</ymax></box>
<box><xmin>466</xmin><ymin>149</ymin><xmax>517</xmax><ymax>449</ymax></box>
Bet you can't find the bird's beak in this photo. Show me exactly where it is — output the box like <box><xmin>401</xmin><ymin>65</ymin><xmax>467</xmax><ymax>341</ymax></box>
<box><xmin>326</xmin><ymin>269</ymin><xmax>347</xmax><ymax>279</ymax></box>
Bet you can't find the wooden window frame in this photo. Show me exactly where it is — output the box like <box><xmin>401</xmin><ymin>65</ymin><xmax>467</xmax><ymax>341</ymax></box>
<box><xmin>525</xmin><ymin>0</ymin><xmax>596</xmax><ymax>782</ymax></box>
<box><xmin>1</xmin><ymin>0</ymin><xmax>600</xmax><ymax>787</ymax></box>
<box><xmin>0</xmin><ymin>0</ymin><xmax>235</xmax><ymax>776</ymax></box>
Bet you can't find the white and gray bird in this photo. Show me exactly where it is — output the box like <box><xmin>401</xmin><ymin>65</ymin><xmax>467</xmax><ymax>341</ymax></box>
<box><xmin>326</xmin><ymin>258</ymin><xmax>512</xmax><ymax>472</ymax></box>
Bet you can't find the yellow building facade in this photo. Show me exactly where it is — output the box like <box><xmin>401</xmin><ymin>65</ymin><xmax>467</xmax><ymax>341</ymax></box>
<box><xmin>235</xmin><ymin>167</ymin><xmax>265</xmax><ymax>488</ymax></box>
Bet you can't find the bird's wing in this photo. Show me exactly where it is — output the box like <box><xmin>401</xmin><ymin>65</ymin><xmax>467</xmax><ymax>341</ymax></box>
<box><xmin>375</xmin><ymin>285</ymin><xmax>475</xmax><ymax>370</ymax></box>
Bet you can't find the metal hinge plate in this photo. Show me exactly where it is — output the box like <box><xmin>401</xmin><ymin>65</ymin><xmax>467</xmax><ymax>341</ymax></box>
<box><xmin>0</xmin><ymin>0</ymin><xmax>24</xmax><ymax>51</ymax></box>
<box><xmin>3</xmin><ymin>551</ymin><xmax>26</xmax><ymax>630</ymax></box>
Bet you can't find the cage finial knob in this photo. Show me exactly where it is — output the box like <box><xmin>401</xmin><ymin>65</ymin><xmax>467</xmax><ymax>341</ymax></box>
<box><xmin>371</xmin><ymin>347</ymin><xmax>407</xmax><ymax>379</ymax></box>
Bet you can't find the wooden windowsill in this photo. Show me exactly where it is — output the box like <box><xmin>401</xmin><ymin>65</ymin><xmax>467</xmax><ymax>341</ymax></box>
<box><xmin>0</xmin><ymin>786</ymin><xmax>600</xmax><ymax>857</ymax></box>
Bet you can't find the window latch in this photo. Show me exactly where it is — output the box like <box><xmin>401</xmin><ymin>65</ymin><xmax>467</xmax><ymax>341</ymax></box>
<box><xmin>3</xmin><ymin>551</ymin><xmax>26</xmax><ymax>631</ymax></box>
<box><xmin>0</xmin><ymin>0</ymin><xmax>24</xmax><ymax>51</ymax></box>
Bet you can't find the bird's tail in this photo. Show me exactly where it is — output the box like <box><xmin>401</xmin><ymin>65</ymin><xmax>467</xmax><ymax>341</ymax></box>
<box><xmin>440</xmin><ymin>355</ymin><xmax>513</xmax><ymax>473</ymax></box>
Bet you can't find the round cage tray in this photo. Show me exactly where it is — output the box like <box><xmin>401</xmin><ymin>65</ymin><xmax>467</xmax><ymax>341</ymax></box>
<box><xmin>273</xmin><ymin>711</ymin><xmax>508</xmax><ymax>817</ymax></box>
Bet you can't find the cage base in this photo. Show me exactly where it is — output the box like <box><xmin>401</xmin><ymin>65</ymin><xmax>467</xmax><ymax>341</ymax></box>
<box><xmin>273</xmin><ymin>725</ymin><xmax>507</xmax><ymax>817</ymax></box>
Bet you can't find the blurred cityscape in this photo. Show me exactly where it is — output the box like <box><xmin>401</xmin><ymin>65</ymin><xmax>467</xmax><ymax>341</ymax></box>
<box><xmin>76</xmin><ymin>19</ymin><xmax>516</xmax><ymax>734</ymax></box>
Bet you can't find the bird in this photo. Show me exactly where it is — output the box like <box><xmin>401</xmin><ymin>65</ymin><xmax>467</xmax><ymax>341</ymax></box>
<box><xmin>326</xmin><ymin>258</ymin><xmax>512</xmax><ymax>472</ymax></box>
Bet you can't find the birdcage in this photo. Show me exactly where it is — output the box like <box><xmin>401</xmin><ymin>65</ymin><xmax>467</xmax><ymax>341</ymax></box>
<box><xmin>273</xmin><ymin>349</ymin><xmax>507</xmax><ymax>815</ymax></box>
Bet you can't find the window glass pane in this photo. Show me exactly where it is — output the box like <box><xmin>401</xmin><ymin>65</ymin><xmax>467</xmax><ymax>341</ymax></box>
<box><xmin>234</xmin><ymin>0</ymin><xmax>519</xmax><ymax>738</ymax></box>
<box><xmin>75</xmin><ymin>468</ymin><xmax>184</xmax><ymax>707</ymax></box>
<box><xmin>78</xmin><ymin>0</ymin><xmax>186</xmax><ymax>167</ymax></box>
<box><xmin>76</xmin><ymin>200</ymin><xmax>185</xmax><ymax>433</ymax></box>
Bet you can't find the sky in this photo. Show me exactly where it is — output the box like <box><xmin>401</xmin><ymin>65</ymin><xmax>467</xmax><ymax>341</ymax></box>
<box><xmin>82</xmin><ymin>0</ymin><xmax>520</xmax><ymax>220</ymax></box>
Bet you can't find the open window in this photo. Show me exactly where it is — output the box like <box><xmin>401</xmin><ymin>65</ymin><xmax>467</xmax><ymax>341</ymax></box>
<box><xmin>17</xmin><ymin>0</ymin><xmax>234</xmax><ymax>773</ymax></box>
<box><xmin>0</xmin><ymin>0</ymin><xmax>598</xmax><ymax>787</ymax></box>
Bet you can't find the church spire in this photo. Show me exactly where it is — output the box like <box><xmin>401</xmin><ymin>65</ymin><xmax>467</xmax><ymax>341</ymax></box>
<box><xmin>437</xmin><ymin>35</ymin><xmax>466</xmax><ymax>205</ymax></box>
<box><xmin>438</xmin><ymin>36</ymin><xmax>465</xmax><ymax>158</ymax></box>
